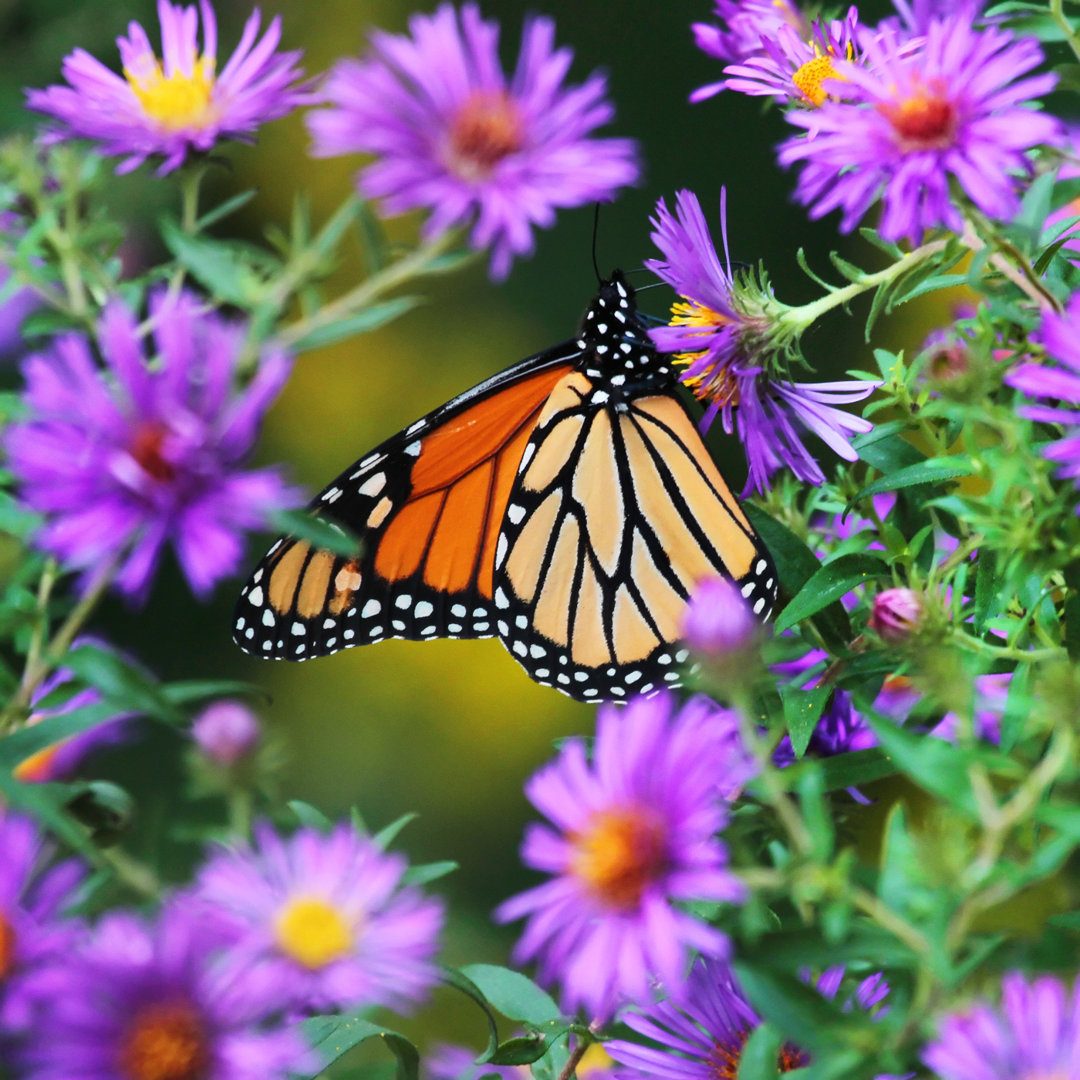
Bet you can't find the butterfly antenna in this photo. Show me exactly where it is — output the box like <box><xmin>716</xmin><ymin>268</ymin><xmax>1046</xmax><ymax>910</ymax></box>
<box><xmin>591</xmin><ymin>204</ymin><xmax>602</xmax><ymax>283</ymax></box>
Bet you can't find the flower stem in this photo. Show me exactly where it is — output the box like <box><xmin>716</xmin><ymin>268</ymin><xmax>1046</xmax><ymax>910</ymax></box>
<box><xmin>781</xmin><ymin>239</ymin><xmax>949</xmax><ymax>333</ymax></box>
<box><xmin>179</xmin><ymin>165</ymin><xmax>206</xmax><ymax>235</ymax></box>
<box><xmin>556</xmin><ymin>1032</ymin><xmax>594</xmax><ymax>1080</ymax></box>
<box><xmin>1050</xmin><ymin>0</ymin><xmax>1080</xmax><ymax>63</ymax></box>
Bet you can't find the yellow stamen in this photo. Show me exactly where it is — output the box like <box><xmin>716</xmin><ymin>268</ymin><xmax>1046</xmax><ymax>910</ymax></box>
<box><xmin>667</xmin><ymin>300</ymin><xmax>741</xmax><ymax>408</ymax></box>
<box><xmin>125</xmin><ymin>56</ymin><xmax>217</xmax><ymax>132</ymax></box>
<box><xmin>274</xmin><ymin>896</ymin><xmax>354</xmax><ymax>969</ymax></box>
<box><xmin>791</xmin><ymin>53</ymin><xmax>843</xmax><ymax>107</ymax></box>
<box><xmin>569</xmin><ymin>807</ymin><xmax>667</xmax><ymax>911</ymax></box>
<box><xmin>119</xmin><ymin>1001</ymin><xmax>209</xmax><ymax>1080</ymax></box>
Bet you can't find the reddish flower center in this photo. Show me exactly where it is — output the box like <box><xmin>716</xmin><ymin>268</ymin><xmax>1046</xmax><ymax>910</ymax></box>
<box><xmin>881</xmin><ymin>83</ymin><xmax>956</xmax><ymax>150</ymax></box>
<box><xmin>448</xmin><ymin>91</ymin><xmax>525</xmax><ymax>180</ymax></box>
<box><xmin>130</xmin><ymin>423</ymin><xmax>176</xmax><ymax>483</ymax></box>
<box><xmin>708</xmin><ymin>1033</ymin><xmax>809</xmax><ymax>1079</ymax></box>
<box><xmin>119</xmin><ymin>1001</ymin><xmax>210</xmax><ymax>1080</ymax></box>
<box><xmin>570</xmin><ymin>807</ymin><xmax>668</xmax><ymax>910</ymax></box>
<box><xmin>0</xmin><ymin>911</ymin><xmax>15</xmax><ymax>982</ymax></box>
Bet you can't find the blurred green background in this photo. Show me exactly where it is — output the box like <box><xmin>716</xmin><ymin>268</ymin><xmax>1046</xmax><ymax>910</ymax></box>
<box><xmin>0</xmin><ymin>0</ymin><xmax>949</xmax><ymax>1047</ymax></box>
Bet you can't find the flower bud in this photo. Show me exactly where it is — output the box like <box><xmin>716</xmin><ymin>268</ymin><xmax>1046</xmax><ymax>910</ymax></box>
<box><xmin>191</xmin><ymin>700</ymin><xmax>261</xmax><ymax>768</ymax></box>
<box><xmin>682</xmin><ymin>576</ymin><xmax>760</xmax><ymax>656</ymax></box>
<box><xmin>868</xmin><ymin>587</ymin><xmax>923</xmax><ymax>644</ymax></box>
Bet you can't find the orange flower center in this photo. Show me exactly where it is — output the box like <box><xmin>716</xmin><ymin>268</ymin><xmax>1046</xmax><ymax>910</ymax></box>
<box><xmin>119</xmin><ymin>1001</ymin><xmax>210</xmax><ymax>1080</ymax></box>
<box><xmin>570</xmin><ymin>807</ymin><xmax>668</xmax><ymax>910</ymax></box>
<box><xmin>708</xmin><ymin>1033</ymin><xmax>809</xmax><ymax>1079</ymax></box>
<box><xmin>130</xmin><ymin>423</ymin><xmax>176</xmax><ymax>483</ymax></box>
<box><xmin>0</xmin><ymin>912</ymin><xmax>15</xmax><ymax>982</ymax></box>
<box><xmin>448</xmin><ymin>91</ymin><xmax>525</xmax><ymax>181</ymax></box>
<box><xmin>13</xmin><ymin>742</ymin><xmax>63</xmax><ymax>783</ymax></box>
<box><xmin>881</xmin><ymin>83</ymin><xmax>956</xmax><ymax>150</ymax></box>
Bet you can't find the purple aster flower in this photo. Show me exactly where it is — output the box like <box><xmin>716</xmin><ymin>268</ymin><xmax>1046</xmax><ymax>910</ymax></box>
<box><xmin>890</xmin><ymin>0</ymin><xmax>987</xmax><ymax>36</ymax></box>
<box><xmin>923</xmin><ymin>972</ymin><xmax>1080</xmax><ymax>1079</ymax></box>
<box><xmin>191</xmin><ymin>699</ymin><xmax>261</xmax><ymax>768</ymax></box>
<box><xmin>27</xmin><ymin>0</ymin><xmax>311</xmax><ymax>175</ymax></box>
<box><xmin>692</xmin><ymin>0</ymin><xmax>809</xmax><ymax>94</ymax></box>
<box><xmin>18</xmin><ymin>900</ymin><xmax>312</xmax><ymax>1080</ymax></box>
<box><xmin>305</xmin><ymin>3</ymin><xmax>639</xmax><ymax>281</ymax></box>
<box><xmin>190</xmin><ymin>821</ymin><xmax>444</xmax><ymax>1017</ymax></box>
<box><xmin>779</xmin><ymin>17</ymin><xmax>1062</xmax><ymax>243</ymax></box>
<box><xmin>495</xmin><ymin>691</ymin><xmax>753</xmax><ymax>1021</ymax></box>
<box><xmin>0</xmin><ymin>808</ymin><xmax>85</xmax><ymax>1039</ymax></box>
<box><xmin>722</xmin><ymin>8</ymin><xmax>859</xmax><ymax>109</ymax></box>
<box><xmin>1006</xmin><ymin>293</ymin><xmax>1080</xmax><ymax>499</ymax></box>
<box><xmin>5</xmin><ymin>289</ymin><xmax>300</xmax><ymax>603</ymax></box>
<box><xmin>647</xmin><ymin>189</ymin><xmax>877</xmax><ymax>494</ymax></box>
<box><xmin>606</xmin><ymin>958</ymin><xmax>891</xmax><ymax>1079</ymax></box>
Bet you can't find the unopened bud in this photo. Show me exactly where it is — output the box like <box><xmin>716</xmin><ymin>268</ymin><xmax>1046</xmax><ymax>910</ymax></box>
<box><xmin>869</xmin><ymin>587</ymin><xmax>923</xmax><ymax>644</ymax></box>
<box><xmin>192</xmin><ymin>700</ymin><xmax>261</xmax><ymax>767</ymax></box>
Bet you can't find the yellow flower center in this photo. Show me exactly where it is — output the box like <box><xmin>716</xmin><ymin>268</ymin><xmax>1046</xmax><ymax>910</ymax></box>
<box><xmin>669</xmin><ymin>300</ymin><xmax>742</xmax><ymax>408</ymax></box>
<box><xmin>791</xmin><ymin>53</ymin><xmax>843</xmax><ymax>107</ymax></box>
<box><xmin>881</xmin><ymin>81</ymin><xmax>956</xmax><ymax>150</ymax></box>
<box><xmin>447</xmin><ymin>91</ymin><xmax>525</xmax><ymax>181</ymax></box>
<box><xmin>569</xmin><ymin>807</ymin><xmax>668</xmax><ymax>911</ymax></box>
<box><xmin>274</xmin><ymin>896</ymin><xmax>354</xmax><ymax>969</ymax></box>
<box><xmin>0</xmin><ymin>911</ymin><xmax>15</xmax><ymax>982</ymax></box>
<box><xmin>125</xmin><ymin>56</ymin><xmax>217</xmax><ymax>132</ymax></box>
<box><xmin>577</xmin><ymin>1044</ymin><xmax>615</xmax><ymax>1079</ymax></box>
<box><xmin>119</xmin><ymin>1001</ymin><xmax>210</xmax><ymax>1080</ymax></box>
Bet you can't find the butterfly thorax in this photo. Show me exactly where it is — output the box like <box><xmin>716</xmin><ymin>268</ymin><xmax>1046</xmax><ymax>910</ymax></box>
<box><xmin>574</xmin><ymin>272</ymin><xmax>675</xmax><ymax>402</ymax></box>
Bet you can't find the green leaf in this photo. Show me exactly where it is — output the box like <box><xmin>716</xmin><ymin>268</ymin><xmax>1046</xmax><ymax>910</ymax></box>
<box><xmin>815</xmin><ymin>748</ymin><xmax>896</xmax><ymax>791</ymax></box>
<box><xmin>458</xmin><ymin>964</ymin><xmax>562</xmax><ymax>1024</ymax></box>
<box><xmin>160</xmin><ymin>218</ymin><xmax>250</xmax><ymax>305</ymax></box>
<box><xmin>973</xmin><ymin>548</ymin><xmax>998</xmax><ymax>635</ymax></box>
<box><xmin>742</xmin><ymin>505</ymin><xmax>851</xmax><ymax>649</ymax></box>
<box><xmin>288</xmin><ymin>800</ymin><xmax>334</xmax><ymax>831</ymax></box>
<box><xmin>774</xmin><ymin>553</ymin><xmax>888</xmax><ymax>634</ymax></box>
<box><xmin>196</xmin><ymin>189</ymin><xmax>258</xmax><ymax>230</ymax></box>
<box><xmin>439</xmin><ymin>967</ymin><xmax>499</xmax><ymax>1063</ymax></box>
<box><xmin>854</xmin><ymin>456</ymin><xmax>975</xmax><ymax>500</ymax></box>
<box><xmin>781</xmin><ymin>685</ymin><xmax>832</xmax><ymax>759</ymax></box>
<box><xmin>289</xmin><ymin>297</ymin><xmax>422</xmax><ymax>352</ymax></box>
<box><xmin>737</xmin><ymin>1023</ymin><xmax>782</xmax><ymax>1080</ymax></box>
<box><xmin>402</xmin><ymin>860</ymin><xmax>457</xmax><ymax>886</ymax></box>
<box><xmin>487</xmin><ymin>1036</ymin><xmax>551</xmax><ymax>1066</ymax></box>
<box><xmin>851</xmin><ymin>423</ymin><xmax>925</xmax><ymax>473</ymax></box>
<box><xmin>731</xmin><ymin>963</ymin><xmax>840</xmax><ymax>1057</ymax></box>
<box><xmin>63</xmin><ymin>643</ymin><xmax>183</xmax><ymax>725</ymax></box>
<box><xmin>999</xmin><ymin>665</ymin><xmax>1031</xmax><ymax>753</ymax></box>
<box><xmin>374</xmin><ymin>812</ymin><xmax>418</xmax><ymax>850</ymax></box>
<box><xmin>161</xmin><ymin>679</ymin><xmax>270</xmax><ymax>706</ymax></box>
<box><xmin>0</xmin><ymin>703</ymin><xmax>123</xmax><ymax>767</ymax></box>
<box><xmin>265</xmin><ymin>508</ymin><xmax>361</xmax><ymax>558</ymax></box>
<box><xmin>296</xmin><ymin>1014</ymin><xmax>418</xmax><ymax>1080</ymax></box>
<box><xmin>0</xmin><ymin>770</ymin><xmax>98</xmax><ymax>858</ymax></box>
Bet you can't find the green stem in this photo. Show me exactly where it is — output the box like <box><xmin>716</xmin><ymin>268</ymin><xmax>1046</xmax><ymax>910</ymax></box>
<box><xmin>179</xmin><ymin>166</ymin><xmax>206</xmax><ymax>235</ymax></box>
<box><xmin>556</xmin><ymin>1032</ymin><xmax>594</xmax><ymax>1080</ymax></box>
<box><xmin>1051</xmin><ymin>0</ymin><xmax>1080</xmax><ymax>63</ymax></box>
<box><xmin>953</xmin><ymin>634</ymin><xmax>1064</xmax><ymax>664</ymax></box>
<box><xmin>275</xmin><ymin>228</ymin><xmax>463</xmax><ymax>351</ymax></box>
<box><xmin>98</xmin><ymin>846</ymin><xmax>161</xmax><ymax>900</ymax></box>
<box><xmin>852</xmin><ymin>886</ymin><xmax>932</xmax><ymax>957</ymax></box>
<box><xmin>779</xmin><ymin>239</ymin><xmax>948</xmax><ymax>334</ymax></box>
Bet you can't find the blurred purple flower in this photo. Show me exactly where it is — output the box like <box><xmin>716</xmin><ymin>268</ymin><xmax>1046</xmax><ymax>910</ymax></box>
<box><xmin>890</xmin><ymin>0</ymin><xmax>987</xmax><ymax>35</ymax></box>
<box><xmin>606</xmin><ymin>958</ymin><xmax>891</xmax><ymax>1079</ymax></box>
<box><xmin>647</xmin><ymin>189</ymin><xmax>876</xmax><ymax>494</ymax></box>
<box><xmin>27</xmin><ymin>0</ymin><xmax>311</xmax><ymax>175</ymax></box>
<box><xmin>923</xmin><ymin>972</ymin><xmax>1080</xmax><ymax>1079</ymax></box>
<box><xmin>0</xmin><ymin>266</ymin><xmax>39</xmax><ymax>357</ymax></box>
<box><xmin>5</xmin><ymin>289</ymin><xmax>300</xmax><ymax>604</ymax></box>
<box><xmin>307</xmin><ymin>3</ymin><xmax>638</xmax><ymax>281</ymax></box>
<box><xmin>191</xmin><ymin>699</ymin><xmax>261</xmax><ymax>768</ymax></box>
<box><xmin>779</xmin><ymin>18</ymin><xmax>1062</xmax><ymax>243</ymax></box>
<box><xmin>191</xmin><ymin>822</ymin><xmax>444</xmax><ymax>1016</ymax></box>
<box><xmin>18</xmin><ymin>900</ymin><xmax>311</xmax><ymax>1080</ymax></box>
<box><xmin>723</xmin><ymin>8</ymin><xmax>859</xmax><ymax>109</ymax></box>
<box><xmin>0</xmin><ymin>808</ymin><xmax>85</xmax><ymax>1037</ymax></box>
<box><xmin>692</xmin><ymin>0</ymin><xmax>809</xmax><ymax>95</ymax></box>
<box><xmin>931</xmin><ymin>672</ymin><xmax>1009</xmax><ymax>744</ymax></box>
<box><xmin>496</xmin><ymin>691</ymin><xmax>752</xmax><ymax>1020</ymax></box>
<box><xmin>427</xmin><ymin>1043</ymin><xmax>529</xmax><ymax>1080</ymax></box>
<box><xmin>681</xmin><ymin>576</ymin><xmax>760</xmax><ymax>658</ymax></box>
<box><xmin>1006</xmin><ymin>293</ymin><xmax>1080</xmax><ymax>499</ymax></box>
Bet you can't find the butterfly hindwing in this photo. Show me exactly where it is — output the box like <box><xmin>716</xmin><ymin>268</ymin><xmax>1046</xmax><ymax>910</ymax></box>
<box><xmin>491</xmin><ymin>368</ymin><xmax>777</xmax><ymax>700</ymax></box>
<box><xmin>233</xmin><ymin>349</ymin><xmax>577</xmax><ymax>659</ymax></box>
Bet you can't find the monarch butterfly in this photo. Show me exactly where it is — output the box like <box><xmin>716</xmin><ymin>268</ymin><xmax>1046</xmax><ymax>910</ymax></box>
<box><xmin>233</xmin><ymin>272</ymin><xmax>777</xmax><ymax>701</ymax></box>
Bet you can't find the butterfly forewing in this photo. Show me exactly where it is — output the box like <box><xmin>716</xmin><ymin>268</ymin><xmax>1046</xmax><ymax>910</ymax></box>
<box><xmin>233</xmin><ymin>351</ymin><xmax>576</xmax><ymax>659</ymax></box>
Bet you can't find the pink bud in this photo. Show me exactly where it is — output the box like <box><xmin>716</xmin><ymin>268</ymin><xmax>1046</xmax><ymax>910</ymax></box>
<box><xmin>192</xmin><ymin>700</ymin><xmax>261</xmax><ymax>767</ymax></box>
<box><xmin>681</xmin><ymin>577</ymin><xmax>760</xmax><ymax>656</ymax></box>
<box><xmin>869</xmin><ymin>588</ymin><xmax>923</xmax><ymax>644</ymax></box>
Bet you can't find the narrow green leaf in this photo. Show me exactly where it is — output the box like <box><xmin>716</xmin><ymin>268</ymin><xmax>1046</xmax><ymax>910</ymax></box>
<box><xmin>781</xmin><ymin>685</ymin><xmax>832</xmax><ymax>759</ymax></box>
<box><xmin>854</xmin><ymin>456</ymin><xmax>975</xmax><ymax>500</ymax></box>
<box><xmin>1015</xmin><ymin>168</ymin><xmax>1057</xmax><ymax>244</ymax></box>
<box><xmin>850</xmin><ymin>423</ymin><xmax>925</xmax><ymax>473</ymax></box>
<box><xmin>288</xmin><ymin>800</ymin><xmax>334</xmax><ymax>831</ymax></box>
<box><xmin>402</xmin><ymin>860</ymin><xmax>458</xmax><ymax>886</ymax></box>
<box><xmin>289</xmin><ymin>297</ymin><xmax>421</xmax><ymax>352</ymax></box>
<box><xmin>973</xmin><ymin>548</ymin><xmax>998</xmax><ymax>635</ymax></box>
<box><xmin>487</xmin><ymin>1036</ymin><xmax>551</xmax><ymax>1066</ymax></box>
<box><xmin>774</xmin><ymin>553</ymin><xmax>888</xmax><ymax>633</ymax></box>
<box><xmin>999</xmin><ymin>665</ymin><xmax>1031</xmax><ymax>753</ymax></box>
<box><xmin>161</xmin><ymin>680</ymin><xmax>270</xmax><ymax>705</ymax></box>
<box><xmin>196</xmin><ymin>189</ymin><xmax>258</xmax><ymax>230</ymax></box>
<box><xmin>815</xmin><ymin>748</ymin><xmax>896</xmax><ymax>791</ymax></box>
<box><xmin>731</xmin><ymin>963</ymin><xmax>839</xmax><ymax>1057</ymax></box>
<box><xmin>458</xmin><ymin>964</ymin><xmax>562</xmax><ymax>1024</ymax></box>
<box><xmin>296</xmin><ymin>1014</ymin><xmax>418</xmax><ymax>1080</ymax></box>
<box><xmin>265</xmin><ymin>508</ymin><xmax>361</xmax><ymax>558</ymax></box>
<box><xmin>439</xmin><ymin>967</ymin><xmax>500</xmax><ymax>1063</ymax></box>
<box><xmin>374</xmin><ymin>812</ymin><xmax>419</xmax><ymax>850</ymax></box>
<box><xmin>161</xmin><ymin>218</ymin><xmax>250</xmax><ymax>304</ymax></box>
<box><xmin>312</xmin><ymin>195</ymin><xmax>364</xmax><ymax>259</ymax></box>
